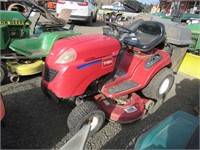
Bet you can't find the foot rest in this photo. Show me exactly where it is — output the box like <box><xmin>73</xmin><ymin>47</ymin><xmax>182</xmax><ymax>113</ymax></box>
<box><xmin>106</xmin><ymin>80</ymin><xmax>138</xmax><ymax>94</ymax></box>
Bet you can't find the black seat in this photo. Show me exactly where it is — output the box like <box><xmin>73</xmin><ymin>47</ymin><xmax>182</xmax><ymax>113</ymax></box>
<box><xmin>134</xmin><ymin>21</ymin><xmax>165</xmax><ymax>52</ymax></box>
<box><xmin>128</xmin><ymin>19</ymin><xmax>144</xmax><ymax>33</ymax></box>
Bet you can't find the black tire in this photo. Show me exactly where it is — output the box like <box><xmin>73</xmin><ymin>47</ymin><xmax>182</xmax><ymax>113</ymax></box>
<box><xmin>93</xmin><ymin>12</ymin><xmax>97</xmax><ymax>22</ymax></box>
<box><xmin>87</xmin><ymin>13</ymin><xmax>93</xmax><ymax>26</ymax></box>
<box><xmin>41</xmin><ymin>83</ymin><xmax>50</xmax><ymax>98</ymax></box>
<box><xmin>103</xmin><ymin>14</ymin><xmax>107</xmax><ymax>22</ymax></box>
<box><xmin>116</xmin><ymin>15</ymin><xmax>122</xmax><ymax>21</ymax></box>
<box><xmin>142</xmin><ymin>68</ymin><xmax>174</xmax><ymax>100</ymax></box>
<box><xmin>145</xmin><ymin>99</ymin><xmax>163</xmax><ymax>115</ymax></box>
<box><xmin>0</xmin><ymin>61</ymin><xmax>8</xmax><ymax>85</ymax></box>
<box><xmin>67</xmin><ymin>101</ymin><xmax>105</xmax><ymax>136</ymax></box>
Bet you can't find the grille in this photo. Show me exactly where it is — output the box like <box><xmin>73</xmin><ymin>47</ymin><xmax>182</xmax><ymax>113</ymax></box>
<box><xmin>43</xmin><ymin>66</ymin><xmax>58</xmax><ymax>82</ymax></box>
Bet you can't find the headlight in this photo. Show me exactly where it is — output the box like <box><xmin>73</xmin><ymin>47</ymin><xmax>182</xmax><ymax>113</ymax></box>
<box><xmin>55</xmin><ymin>48</ymin><xmax>77</xmax><ymax>64</ymax></box>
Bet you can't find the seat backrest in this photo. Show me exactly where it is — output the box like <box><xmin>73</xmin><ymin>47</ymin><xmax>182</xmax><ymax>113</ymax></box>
<box><xmin>128</xmin><ymin>19</ymin><xmax>144</xmax><ymax>33</ymax></box>
<box><xmin>29</xmin><ymin>12</ymin><xmax>41</xmax><ymax>35</ymax></box>
<box><xmin>58</xmin><ymin>9</ymin><xmax>72</xmax><ymax>26</ymax></box>
<box><xmin>138</xmin><ymin>21</ymin><xmax>164</xmax><ymax>36</ymax></box>
<box><xmin>135</xmin><ymin>21</ymin><xmax>165</xmax><ymax>52</ymax></box>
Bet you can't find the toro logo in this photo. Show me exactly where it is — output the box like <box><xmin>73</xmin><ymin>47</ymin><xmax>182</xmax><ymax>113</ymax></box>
<box><xmin>102</xmin><ymin>58</ymin><xmax>113</xmax><ymax>68</ymax></box>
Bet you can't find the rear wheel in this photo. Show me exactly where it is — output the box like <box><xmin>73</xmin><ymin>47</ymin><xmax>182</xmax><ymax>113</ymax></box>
<box><xmin>116</xmin><ymin>15</ymin><xmax>122</xmax><ymax>21</ymax></box>
<box><xmin>142</xmin><ymin>68</ymin><xmax>174</xmax><ymax>100</ymax></box>
<box><xmin>93</xmin><ymin>12</ymin><xmax>97</xmax><ymax>22</ymax></box>
<box><xmin>87</xmin><ymin>13</ymin><xmax>93</xmax><ymax>26</ymax></box>
<box><xmin>0</xmin><ymin>61</ymin><xmax>8</xmax><ymax>84</ymax></box>
<box><xmin>67</xmin><ymin>101</ymin><xmax>105</xmax><ymax>136</ymax></box>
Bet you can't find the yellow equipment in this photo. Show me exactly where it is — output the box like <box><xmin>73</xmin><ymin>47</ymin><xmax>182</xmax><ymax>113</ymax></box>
<box><xmin>178</xmin><ymin>53</ymin><xmax>200</xmax><ymax>79</ymax></box>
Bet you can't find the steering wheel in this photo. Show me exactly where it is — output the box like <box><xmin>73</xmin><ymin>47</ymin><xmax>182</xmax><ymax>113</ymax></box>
<box><xmin>105</xmin><ymin>21</ymin><xmax>138</xmax><ymax>43</ymax></box>
<box><xmin>105</xmin><ymin>21</ymin><xmax>134</xmax><ymax>34</ymax></box>
<box><xmin>23</xmin><ymin>0</ymin><xmax>46</xmax><ymax>15</ymax></box>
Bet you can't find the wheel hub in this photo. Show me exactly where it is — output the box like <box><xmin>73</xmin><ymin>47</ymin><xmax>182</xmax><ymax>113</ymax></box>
<box><xmin>159</xmin><ymin>78</ymin><xmax>170</xmax><ymax>95</ymax></box>
<box><xmin>87</xmin><ymin>116</ymin><xmax>99</xmax><ymax>131</ymax></box>
<box><xmin>145</xmin><ymin>100</ymin><xmax>155</xmax><ymax>114</ymax></box>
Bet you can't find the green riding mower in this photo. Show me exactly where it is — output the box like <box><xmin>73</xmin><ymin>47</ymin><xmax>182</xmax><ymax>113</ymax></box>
<box><xmin>187</xmin><ymin>23</ymin><xmax>200</xmax><ymax>55</ymax></box>
<box><xmin>0</xmin><ymin>0</ymin><xmax>80</xmax><ymax>84</ymax></box>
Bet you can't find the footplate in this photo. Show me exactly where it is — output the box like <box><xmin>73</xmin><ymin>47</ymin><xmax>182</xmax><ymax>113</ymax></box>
<box><xmin>106</xmin><ymin>80</ymin><xmax>138</xmax><ymax>94</ymax></box>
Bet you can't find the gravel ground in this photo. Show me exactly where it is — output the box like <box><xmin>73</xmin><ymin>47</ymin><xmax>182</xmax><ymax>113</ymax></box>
<box><xmin>1</xmin><ymin>20</ymin><xmax>199</xmax><ymax>149</ymax></box>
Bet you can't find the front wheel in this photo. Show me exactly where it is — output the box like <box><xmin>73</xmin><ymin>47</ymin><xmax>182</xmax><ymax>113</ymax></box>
<box><xmin>142</xmin><ymin>68</ymin><xmax>174</xmax><ymax>100</ymax></box>
<box><xmin>67</xmin><ymin>101</ymin><xmax>105</xmax><ymax>137</ymax></box>
<box><xmin>41</xmin><ymin>83</ymin><xmax>50</xmax><ymax>98</ymax></box>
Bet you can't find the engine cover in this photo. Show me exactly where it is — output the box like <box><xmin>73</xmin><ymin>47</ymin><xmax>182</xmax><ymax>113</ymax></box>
<box><xmin>47</xmin><ymin>34</ymin><xmax>121</xmax><ymax>63</ymax></box>
<box><xmin>43</xmin><ymin>34</ymin><xmax>121</xmax><ymax>98</ymax></box>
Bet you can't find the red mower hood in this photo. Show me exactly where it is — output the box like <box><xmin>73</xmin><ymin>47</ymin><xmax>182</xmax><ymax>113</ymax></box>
<box><xmin>46</xmin><ymin>34</ymin><xmax>121</xmax><ymax>65</ymax></box>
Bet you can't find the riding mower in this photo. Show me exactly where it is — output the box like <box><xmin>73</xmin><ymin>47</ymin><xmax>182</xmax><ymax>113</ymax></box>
<box><xmin>0</xmin><ymin>0</ymin><xmax>80</xmax><ymax>84</ymax></box>
<box><xmin>103</xmin><ymin>9</ymin><xmax>124</xmax><ymax>23</ymax></box>
<box><xmin>41</xmin><ymin>15</ymin><xmax>191</xmax><ymax>136</ymax></box>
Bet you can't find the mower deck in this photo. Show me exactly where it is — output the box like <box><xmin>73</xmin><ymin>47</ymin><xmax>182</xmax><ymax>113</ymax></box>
<box><xmin>94</xmin><ymin>93</ymin><xmax>149</xmax><ymax>123</ymax></box>
<box><xmin>7</xmin><ymin>60</ymin><xmax>44</xmax><ymax>76</ymax></box>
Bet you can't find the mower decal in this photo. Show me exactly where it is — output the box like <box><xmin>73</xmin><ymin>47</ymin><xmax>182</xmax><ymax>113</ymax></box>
<box><xmin>77</xmin><ymin>56</ymin><xmax>117</xmax><ymax>70</ymax></box>
<box><xmin>103</xmin><ymin>100</ymin><xmax>110</xmax><ymax>106</ymax></box>
<box><xmin>124</xmin><ymin>106</ymin><xmax>137</xmax><ymax>113</ymax></box>
<box><xmin>0</xmin><ymin>21</ymin><xmax>30</xmax><ymax>25</ymax></box>
<box><xmin>77</xmin><ymin>60</ymin><xmax>102</xmax><ymax>69</ymax></box>
<box><xmin>102</xmin><ymin>57</ymin><xmax>113</xmax><ymax>68</ymax></box>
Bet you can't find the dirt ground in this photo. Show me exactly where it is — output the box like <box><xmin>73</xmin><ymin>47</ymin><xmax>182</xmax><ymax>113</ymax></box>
<box><xmin>1</xmin><ymin>20</ymin><xmax>199</xmax><ymax>149</ymax></box>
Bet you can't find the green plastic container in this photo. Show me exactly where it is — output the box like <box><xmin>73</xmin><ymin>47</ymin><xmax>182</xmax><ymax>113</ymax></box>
<box><xmin>188</xmin><ymin>24</ymin><xmax>200</xmax><ymax>51</ymax></box>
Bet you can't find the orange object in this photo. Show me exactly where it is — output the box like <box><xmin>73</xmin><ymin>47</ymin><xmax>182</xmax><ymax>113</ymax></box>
<box><xmin>48</xmin><ymin>2</ymin><xmax>56</xmax><ymax>9</ymax></box>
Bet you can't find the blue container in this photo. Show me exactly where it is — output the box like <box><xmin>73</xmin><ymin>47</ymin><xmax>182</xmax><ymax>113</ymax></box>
<box><xmin>135</xmin><ymin>111</ymin><xmax>199</xmax><ymax>149</ymax></box>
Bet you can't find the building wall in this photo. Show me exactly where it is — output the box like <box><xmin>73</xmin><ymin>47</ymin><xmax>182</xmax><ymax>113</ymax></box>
<box><xmin>94</xmin><ymin>0</ymin><xmax>121</xmax><ymax>6</ymax></box>
<box><xmin>159</xmin><ymin>0</ymin><xmax>200</xmax><ymax>14</ymax></box>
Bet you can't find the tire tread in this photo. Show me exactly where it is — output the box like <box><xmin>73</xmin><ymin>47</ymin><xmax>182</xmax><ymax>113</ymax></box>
<box><xmin>67</xmin><ymin>101</ymin><xmax>105</xmax><ymax>135</ymax></box>
<box><xmin>142</xmin><ymin>68</ymin><xmax>174</xmax><ymax>99</ymax></box>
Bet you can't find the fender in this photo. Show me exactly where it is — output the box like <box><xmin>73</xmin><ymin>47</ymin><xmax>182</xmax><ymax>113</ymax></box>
<box><xmin>0</xmin><ymin>25</ymin><xmax>10</xmax><ymax>50</ymax></box>
<box><xmin>131</xmin><ymin>50</ymin><xmax>171</xmax><ymax>87</ymax></box>
<box><xmin>101</xmin><ymin>49</ymin><xmax>171</xmax><ymax>98</ymax></box>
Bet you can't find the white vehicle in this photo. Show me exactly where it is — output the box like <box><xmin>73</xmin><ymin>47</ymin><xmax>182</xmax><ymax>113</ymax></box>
<box><xmin>56</xmin><ymin>0</ymin><xmax>97</xmax><ymax>26</ymax></box>
<box><xmin>186</xmin><ymin>18</ymin><xmax>200</xmax><ymax>24</ymax></box>
<box><xmin>102</xmin><ymin>2</ymin><xmax>125</xmax><ymax>11</ymax></box>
